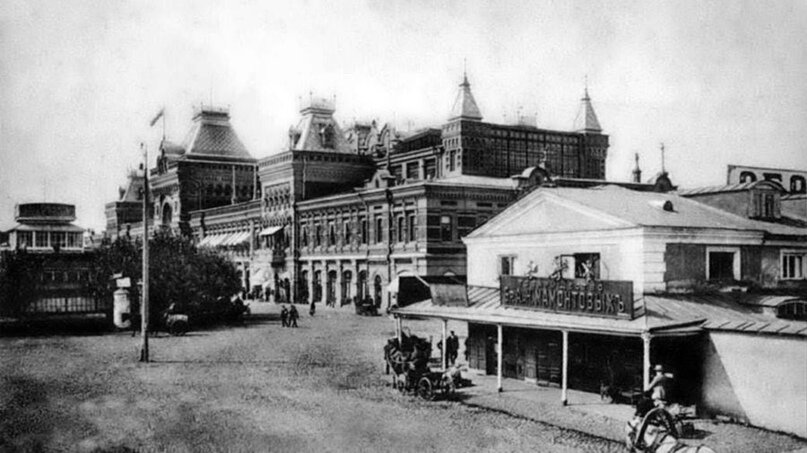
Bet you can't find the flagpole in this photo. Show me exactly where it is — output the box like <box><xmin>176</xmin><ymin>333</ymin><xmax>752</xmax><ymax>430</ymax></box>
<box><xmin>140</xmin><ymin>142</ymin><xmax>150</xmax><ymax>363</ymax></box>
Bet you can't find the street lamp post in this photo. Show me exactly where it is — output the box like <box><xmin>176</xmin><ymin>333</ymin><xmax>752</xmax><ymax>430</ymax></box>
<box><xmin>140</xmin><ymin>143</ymin><xmax>150</xmax><ymax>363</ymax></box>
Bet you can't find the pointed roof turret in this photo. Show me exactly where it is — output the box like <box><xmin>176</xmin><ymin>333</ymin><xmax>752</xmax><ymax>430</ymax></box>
<box><xmin>573</xmin><ymin>85</ymin><xmax>602</xmax><ymax>133</ymax></box>
<box><xmin>449</xmin><ymin>72</ymin><xmax>483</xmax><ymax>122</ymax></box>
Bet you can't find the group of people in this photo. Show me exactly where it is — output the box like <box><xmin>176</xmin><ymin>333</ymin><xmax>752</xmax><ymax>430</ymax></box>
<box><xmin>279</xmin><ymin>304</ymin><xmax>299</xmax><ymax>328</ymax></box>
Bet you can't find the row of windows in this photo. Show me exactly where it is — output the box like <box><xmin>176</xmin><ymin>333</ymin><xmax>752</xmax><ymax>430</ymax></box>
<box><xmin>16</xmin><ymin>231</ymin><xmax>83</xmax><ymax>250</ymax></box>
<box><xmin>298</xmin><ymin>212</ymin><xmax>491</xmax><ymax>248</ymax></box>
<box><xmin>739</xmin><ymin>171</ymin><xmax>807</xmax><ymax>194</ymax></box>
<box><xmin>499</xmin><ymin>253</ymin><xmax>600</xmax><ymax>280</ymax></box>
<box><xmin>498</xmin><ymin>249</ymin><xmax>806</xmax><ymax>283</ymax></box>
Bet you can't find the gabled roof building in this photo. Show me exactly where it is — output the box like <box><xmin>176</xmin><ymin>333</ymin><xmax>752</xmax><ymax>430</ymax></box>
<box><xmin>394</xmin><ymin>184</ymin><xmax>807</xmax><ymax>437</ymax></box>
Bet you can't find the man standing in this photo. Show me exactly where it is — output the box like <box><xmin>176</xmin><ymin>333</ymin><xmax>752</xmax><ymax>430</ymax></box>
<box><xmin>447</xmin><ymin>331</ymin><xmax>459</xmax><ymax>365</ymax></box>
<box><xmin>280</xmin><ymin>305</ymin><xmax>289</xmax><ymax>328</ymax></box>
<box><xmin>288</xmin><ymin>304</ymin><xmax>299</xmax><ymax>328</ymax></box>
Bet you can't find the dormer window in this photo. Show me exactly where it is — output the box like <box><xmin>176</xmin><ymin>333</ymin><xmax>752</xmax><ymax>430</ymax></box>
<box><xmin>320</xmin><ymin>124</ymin><xmax>335</xmax><ymax>149</ymax></box>
<box><xmin>777</xmin><ymin>301</ymin><xmax>807</xmax><ymax>321</ymax></box>
<box><xmin>751</xmin><ymin>190</ymin><xmax>780</xmax><ymax>219</ymax></box>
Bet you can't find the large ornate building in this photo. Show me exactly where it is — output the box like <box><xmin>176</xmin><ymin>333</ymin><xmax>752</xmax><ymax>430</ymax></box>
<box><xmin>107</xmin><ymin>75</ymin><xmax>627</xmax><ymax>308</ymax></box>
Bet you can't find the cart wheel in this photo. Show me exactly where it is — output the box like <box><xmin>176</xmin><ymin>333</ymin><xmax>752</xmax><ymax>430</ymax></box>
<box><xmin>417</xmin><ymin>377</ymin><xmax>435</xmax><ymax>401</ymax></box>
<box><xmin>636</xmin><ymin>407</ymin><xmax>679</xmax><ymax>450</ymax></box>
<box><xmin>169</xmin><ymin>320</ymin><xmax>189</xmax><ymax>336</ymax></box>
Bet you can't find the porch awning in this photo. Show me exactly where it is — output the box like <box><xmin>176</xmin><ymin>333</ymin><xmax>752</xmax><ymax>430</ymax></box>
<box><xmin>393</xmin><ymin>286</ymin><xmax>807</xmax><ymax>338</ymax></box>
<box><xmin>259</xmin><ymin>225</ymin><xmax>284</xmax><ymax>236</ymax></box>
<box><xmin>224</xmin><ymin>231</ymin><xmax>250</xmax><ymax>247</ymax></box>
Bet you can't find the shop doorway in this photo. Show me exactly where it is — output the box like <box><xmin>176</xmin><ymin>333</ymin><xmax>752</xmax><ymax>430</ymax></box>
<box><xmin>326</xmin><ymin>271</ymin><xmax>337</xmax><ymax>306</ymax></box>
<box><xmin>535</xmin><ymin>331</ymin><xmax>562</xmax><ymax>387</ymax></box>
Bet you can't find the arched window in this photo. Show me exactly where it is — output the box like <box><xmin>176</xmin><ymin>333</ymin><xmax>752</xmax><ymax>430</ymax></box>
<box><xmin>341</xmin><ymin>270</ymin><xmax>352</xmax><ymax>305</ymax></box>
<box><xmin>313</xmin><ymin>270</ymin><xmax>322</xmax><ymax>302</ymax></box>
<box><xmin>357</xmin><ymin>270</ymin><xmax>368</xmax><ymax>302</ymax></box>
<box><xmin>739</xmin><ymin>171</ymin><xmax>757</xmax><ymax>183</ymax></box>
<box><xmin>162</xmin><ymin>203</ymin><xmax>173</xmax><ymax>226</ymax></box>
<box><xmin>373</xmin><ymin>275</ymin><xmax>383</xmax><ymax>308</ymax></box>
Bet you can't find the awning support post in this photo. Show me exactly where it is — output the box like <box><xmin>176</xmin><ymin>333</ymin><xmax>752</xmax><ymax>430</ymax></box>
<box><xmin>642</xmin><ymin>332</ymin><xmax>652</xmax><ymax>389</ymax></box>
<box><xmin>441</xmin><ymin>318</ymin><xmax>448</xmax><ymax>371</ymax></box>
<box><xmin>497</xmin><ymin>323</ymin><xmax>503</xmax><ymax>393</ymax></box>
<box><xmin>396</xmin><ymin>317</ymin><xmax>402</xmax><ymax>345</ymax></box>
<box><xmin>561</xmin><ymin>329</ymin><xmax>569</xmax><ymax>406</ymax></box>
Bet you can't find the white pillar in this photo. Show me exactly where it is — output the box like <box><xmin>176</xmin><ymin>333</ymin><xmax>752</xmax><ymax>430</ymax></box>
<box><xmin>642</xmin><ymin>332</ymin><xmax>652</xmax><ymax>389</ymax></box>
<box><xmin>561</xmin><ymin>330</ymin><xmax>569</xmax><ymax>405</ymax></box>
<box><xmin>442</xmin><ymin>318</ymin><xmax>448</xmax><ymax>370</ymax></box>
<box><xmin>396</xmin><ymin>317</ymin><xmax>402</xmax><ymax>345</ymax></box>
<box><xmin>497</xmin><ymin>323</ymin><xmax>503</xmax><ymax>393</ymax></box>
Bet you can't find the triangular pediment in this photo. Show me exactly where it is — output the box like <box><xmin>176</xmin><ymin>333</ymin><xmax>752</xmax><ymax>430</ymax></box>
<box><xmin>469</xmin><ymin>191</ymin><xmax>633</xmax><ymax>238</ymax></box>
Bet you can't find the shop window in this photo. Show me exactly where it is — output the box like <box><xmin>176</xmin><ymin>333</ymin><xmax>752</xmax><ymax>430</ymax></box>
<box><xmin>707</xmin><ymin>247</ymin><xmax>740</xmax><ymax>281</ymax></box>
<box><xmin>573</xmin><ymin>253</ymin><xmax>600</xmax><ymax>280</ymax></box>
<box><xmin>500</xmin><ymin>255</ymin><xmax>516</xmax><ymax>276</ymax></box>
<box><xmin>781</xmin><ymin>251</ymin><xmax>806</xmax><ymax>280</ymax></box>
<box><xmin>777</xmin><ymin>301</ymin><xmax>807</xmax><ymax>321</ymax></box>
<box><xmin>440</xmin><ymin>215</ymin><xmax>453</xmax><ymax>242</ymax></box>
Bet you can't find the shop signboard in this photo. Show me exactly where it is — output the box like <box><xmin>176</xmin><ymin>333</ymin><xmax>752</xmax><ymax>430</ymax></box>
<box><xmin>500</xmin><ymin>275</ymin><xmax>634</xmax><ymax>319</ymax></box>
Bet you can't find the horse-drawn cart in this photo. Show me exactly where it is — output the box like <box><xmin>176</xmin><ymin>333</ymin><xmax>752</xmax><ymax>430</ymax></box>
<box><xmin>384</xmin><ymin>335</ymin><xmax>455</xmax><ymax>401</ymax></box>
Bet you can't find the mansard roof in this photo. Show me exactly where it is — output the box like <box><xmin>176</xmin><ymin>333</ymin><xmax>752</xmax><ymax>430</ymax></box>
<box><xmin>179</xmin><ymin>106</ymin><xmax>254</xmax><ymax>160</ymax></box>
<box><xmin>289</xmin><ymin>97</ymin><xmax>353</xmax><ymax>153</ymax></box>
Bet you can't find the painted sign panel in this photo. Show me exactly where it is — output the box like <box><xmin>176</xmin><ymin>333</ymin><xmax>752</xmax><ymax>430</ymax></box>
<box><xmin>500</xmin><ymin>276</ymin><xmax>634</xmax><ymax>319</ymax></box>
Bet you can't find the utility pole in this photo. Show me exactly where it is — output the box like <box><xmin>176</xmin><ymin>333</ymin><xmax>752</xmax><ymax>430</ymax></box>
<box><xmin>140</xmin><ymin>142</ymin><xmax>150</xmax><ymax>363</ymax></box>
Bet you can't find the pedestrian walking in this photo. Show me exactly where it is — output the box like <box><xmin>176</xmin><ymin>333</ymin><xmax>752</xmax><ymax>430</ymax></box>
<box><xmin>288</xmin><ymin>304</ymin><xmax>299</xmax><ymax>328</ymax></box>
<box><xmin>280</xmin><ymin>305</ymin><xmax>289</xmax><ymax>327</ymax></box>
<box><xmin>309</xmin><ymin>300</ymin><xmax>316</xmax><ymax>316</ymax></box>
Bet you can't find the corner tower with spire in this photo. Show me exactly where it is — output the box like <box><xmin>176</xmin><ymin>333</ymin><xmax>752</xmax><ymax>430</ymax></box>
<box><xmin>449</xmin><ymin>72</ymin><xmax>483</xmax><ymax>122</ymax></box>
<box><xmin>572</xmin><ymin>83</ymin><xmax>609</xmax><ymax>179</ymax></box>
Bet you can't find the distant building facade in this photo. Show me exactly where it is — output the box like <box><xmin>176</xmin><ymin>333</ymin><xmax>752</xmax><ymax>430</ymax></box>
<box><xmin>108</xmin><ymin>75</ymin><xmax>625</xmax><ymax>307</ymax></box>
<box><xmin>0</xmin><ymin>203</ymin><xmax>107</xmax><ymax>320</ymax></box>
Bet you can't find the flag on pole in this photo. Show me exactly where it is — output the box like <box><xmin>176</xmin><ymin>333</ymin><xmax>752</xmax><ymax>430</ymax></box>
<box><xmin>149</xmin><ymin>108</ymin><xmax>164</xmax><ymax>127</ymax></box>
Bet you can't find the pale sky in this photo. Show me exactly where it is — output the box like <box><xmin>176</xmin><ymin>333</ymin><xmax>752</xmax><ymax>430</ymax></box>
<box><xmin>1</xmin><ymin>0</ymin><xmax>806</xmax><ymax>231</ymax></box>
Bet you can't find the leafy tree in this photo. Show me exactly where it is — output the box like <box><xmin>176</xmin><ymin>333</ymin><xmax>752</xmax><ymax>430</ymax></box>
<box><xmin>0</xmin><ymin>250</ymin><xmax>44</xmax><ymax>317</ymax></box>
<box><xmin>88</xmin><ymin>229</ymin><xmax>242</xmax><ymax>325</ymax></box>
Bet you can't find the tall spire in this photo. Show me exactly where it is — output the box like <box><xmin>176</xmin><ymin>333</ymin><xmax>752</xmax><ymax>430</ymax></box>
<box><xmin>449</xmin><ymin>70</ymin><xmax>483</xmax><ymax>121</ymax></box>
<box><xmin>632</xmin><ymin>153</ymin><xmax>642</xmax><ymax>183</ymax></box>
<box><xmin>573</xmin><ymin>81</ymin><xmax>602</xmax><ymax>133</ymax></box>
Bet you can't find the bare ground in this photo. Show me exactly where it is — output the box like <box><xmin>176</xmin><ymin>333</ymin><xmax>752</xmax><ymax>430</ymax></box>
<box><xmin>1</xmin><ymin>306</ymin><xmax>804</xmax><ymax>453</ymax></box>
